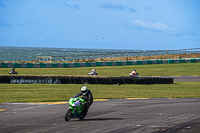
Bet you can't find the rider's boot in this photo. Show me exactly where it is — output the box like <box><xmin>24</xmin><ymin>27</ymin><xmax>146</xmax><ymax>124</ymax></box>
<box><xmin>79</xmin><ymin>109</ymin><xmax>88</xmax><ymax>120</ymax></box>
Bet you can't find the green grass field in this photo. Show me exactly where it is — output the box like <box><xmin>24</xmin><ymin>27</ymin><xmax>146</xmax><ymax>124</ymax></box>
<box><xmin>0</xmin><ymin>62</ymin><xmax>200</xmax><ymax>103</ymax></box>
<box><xmin>0</xmin><ymin>82</ymin><xmax>200</xmax><ymax>103</ymax></box>
<box><xmin>0</xmin><ymin>62</ymin><xmax>200</xmax><ymax>76</ymax></box>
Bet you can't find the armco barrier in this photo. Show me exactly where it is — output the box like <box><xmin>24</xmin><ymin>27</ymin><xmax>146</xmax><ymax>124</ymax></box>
<box><xmin>0</xmin><ymin>58</ymin><xmax>199</xmax><ymax>68</ymax></box>
<box><xmin>0</xmin><ymin>76</ymin><xmax>173</xmax><ymax>84</ymax></box>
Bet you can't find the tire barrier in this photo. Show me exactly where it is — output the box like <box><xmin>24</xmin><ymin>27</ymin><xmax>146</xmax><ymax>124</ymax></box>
<box><xmin>0</xmin><ymin>76</ymin><xmax>61</xmax><ymax>84</ymax></box>
<box><xmin>0</xmin><ymin>76</ymin><xmax>173</xmax><ymax>84</ymax></box>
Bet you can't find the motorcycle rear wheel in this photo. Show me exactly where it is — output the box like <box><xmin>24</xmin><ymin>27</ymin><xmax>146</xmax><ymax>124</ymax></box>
<box><xmin>65</xmin><ymin>109</ymin><xmax>72</xmax><ymax>121</ymax></box>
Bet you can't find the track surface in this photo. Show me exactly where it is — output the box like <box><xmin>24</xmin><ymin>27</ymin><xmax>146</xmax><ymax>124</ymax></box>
<box><xmin>0</xmin><ymin>98</ymin><xmax>200</xmax><ymax>133</ymax></box>
<box><xmin>0</xmin><ymin>76</ymin><xmax>200</xmax><ymax>133</ymax></box>
<box><xmin>171</xmin><ymin>76</ymin><xmax>200</xmax><ymax>81</ymax></box>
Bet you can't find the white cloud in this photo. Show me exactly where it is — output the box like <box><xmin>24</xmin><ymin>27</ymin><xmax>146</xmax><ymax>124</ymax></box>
<box><xmin>132</xmin><ymin>19</ymin><xmax>177</xmax><ymax>34</ymax></box>
<box><xmin>144</xmin><ymin>6</ymin><xmax>152</xmax><ymax>11</ymax></box>
<box><xmin>16</xmin><ymin>23</ymin><xmax>26</xmax><ymax>27</ymax></box>
<box><xmin>127</xmin><ymin>19</ymin><xmax>196</xmax><ymax>36</ymax></box>
<box><xmin>99</xmin><ymin>2</ymin><xmax>124</xmax><ymax>10</ymax></box>
<box><xmin>0</xmin><ymin>19</ymin><xmax>11</xmax><ymax>27</ymax></box>
<box><xmin>99</xmin><ymin>2</ymin><xmax>137</xmax><ymax>12</ymax></box>
<box><xmin>64</xmin><ymin>2</ymin><xmax>80</xmax><ymax>9</ymax></box>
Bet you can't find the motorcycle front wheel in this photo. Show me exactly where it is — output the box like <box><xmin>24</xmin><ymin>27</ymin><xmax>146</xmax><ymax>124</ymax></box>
<box><xmin>65</xmin><ymin>109</ymin><xmax>72</xmax><ymax>121</ymax></box>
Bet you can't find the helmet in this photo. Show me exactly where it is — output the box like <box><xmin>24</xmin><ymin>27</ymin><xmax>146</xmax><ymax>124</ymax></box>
<box><xmin>134</xmin><ymin>69</ymin><xmax>136</xmax><ymax>71</ymax></box>
<box><xmin>81</xmin><ymin>86</ymin><xmax>88</xmax><ymax>95</ymax></box>
<box><xmin>92</xmin><ymin>69</ymin><xmax>95</xmax><ymax>72</ymax></box>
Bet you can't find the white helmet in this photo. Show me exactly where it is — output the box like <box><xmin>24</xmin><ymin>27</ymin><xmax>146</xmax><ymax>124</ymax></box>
<box><xmin>81</xmin><ymin>86</ymin><xmax>88</xmax><ymax>95</ymax></box>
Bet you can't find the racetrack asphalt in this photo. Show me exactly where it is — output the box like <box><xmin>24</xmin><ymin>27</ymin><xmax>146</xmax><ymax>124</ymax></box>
<box><xmin>167</xmin><ymin>76</ymin><xmax>200</xmax><ymax>81</ymax></box>
<box><xmin>141</xmin><ymin>75</ymin><xmax>200</xmax><ymax>81</ymax></box>
<box><xmin>0</xmin><ymin>76</ymin><xmax>200</xmax><ymax>133</ymax></box>
<box><xmin>0</xmin><ymin>98</ymin><xmax>200</xmax><ymax>133</ymax></box>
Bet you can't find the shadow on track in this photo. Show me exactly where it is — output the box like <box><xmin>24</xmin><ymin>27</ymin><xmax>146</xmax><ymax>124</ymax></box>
<box><xmin>80</xmin><ymin>118</ymin><xmax>124</xmax><ymax>121</ymax></box>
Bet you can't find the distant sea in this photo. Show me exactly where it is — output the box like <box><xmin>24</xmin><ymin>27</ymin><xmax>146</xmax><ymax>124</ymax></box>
<box><xmin>0</xmin><ymin>46</ymin><xmax>139</xmax><ymax>61</ymax></box>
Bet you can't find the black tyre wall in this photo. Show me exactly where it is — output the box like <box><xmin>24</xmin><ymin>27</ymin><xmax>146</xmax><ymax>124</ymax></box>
<box><xmin>0</xmin><ymin>76</ymin><xmax>173</xmax><ymax>84</ymax></box>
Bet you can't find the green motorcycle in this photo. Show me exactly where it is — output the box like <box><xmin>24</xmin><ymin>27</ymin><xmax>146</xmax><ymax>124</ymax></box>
<box><xmin>65</xmin><ymin>97</ymin><xmax>85</xmax><ymax>121</ymax></box>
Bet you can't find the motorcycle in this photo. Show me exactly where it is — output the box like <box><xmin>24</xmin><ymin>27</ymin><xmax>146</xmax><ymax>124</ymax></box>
<box><xmin>88</xmin><ymin>69</ymin><xmax>98</xmax><ymax>76</ymax></box>
<box><xmin>9</xmin><ymin>71</ymin><xmax>18</xmax><ymax>74</ymax></box>
<box><xmin>88</xmin><ymin>72</ymin><xmax>98</xmax><ymax>76</ymax></box>
<box><xmin>9</xmin><ymin>68</ymin><xmax>18</xmax><ymax>74</ymax></box>
<box><xmin>129</xmin><ymin>72</ymin><xmax>139</xmax><ymax>77</ymax></box>
<box><xmin>65</xmin><ymin>97</ymin><xmax>85</xmax><ymax>121</ymax></box>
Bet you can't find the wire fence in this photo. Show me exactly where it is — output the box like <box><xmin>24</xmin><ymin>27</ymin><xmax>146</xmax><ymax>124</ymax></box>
<box><xmin>36</xmin><ymin>48</ymin><xmax>200</xmax><ymax>62</ymax></box>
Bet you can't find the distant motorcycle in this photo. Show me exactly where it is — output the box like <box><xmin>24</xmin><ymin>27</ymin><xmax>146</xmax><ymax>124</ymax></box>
<box><xmin>88</xmin><ymin>72</ymin><xmax>98</xmax><ymax>76</ymax></box>
<box><xmin>129</xmin><ymin>72</ymin><xmax>139</xmax><ymax>77</ymax></box>
<box><xmin>9</xmin><ymin>68</ymin><xmax>18</xmax><ymax>74</ymax></box>
<box><xmin>9</xmin><ymin>71</ymin><xmax>18</xmax><ymax>74</ymax></box>
<box><xmin>65</xmin><ymin>97</ymin><xmax>86</xmax><ymax>121</ymax></box>
<box><xmin>88</xmin><ymin>69</ymin><xmax>98</xmax><ymax>76</ymax></box>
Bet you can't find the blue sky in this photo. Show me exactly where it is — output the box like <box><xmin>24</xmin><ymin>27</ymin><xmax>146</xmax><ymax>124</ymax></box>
<box><xmin>0</xmin><ymin>0</ymin><xmax>200</xmax><ymax>50</ymax></box>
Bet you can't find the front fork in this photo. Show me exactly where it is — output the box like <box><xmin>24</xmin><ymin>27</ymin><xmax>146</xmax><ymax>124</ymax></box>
<box><xmin>68</xmin><ymin>106</ymin><xmax>76</xmax><ymax>116</ymax></box>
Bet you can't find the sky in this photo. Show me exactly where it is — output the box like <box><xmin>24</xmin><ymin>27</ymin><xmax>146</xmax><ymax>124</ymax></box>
<box><xmin>0</xmin><ymin>0</ymin><xmax>200</xmax><ymax>50</ymax></box>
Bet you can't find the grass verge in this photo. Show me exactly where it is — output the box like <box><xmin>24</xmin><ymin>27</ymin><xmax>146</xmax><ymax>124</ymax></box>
<box><xmin>0</xmin><ymin>81</ymin><xmax>200</xmax><ymax>103</ymax></box>
<box><xmin>0</xmin><ymin>62</ymin><xmax>200</xmax><ymax>76</ymax></box>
